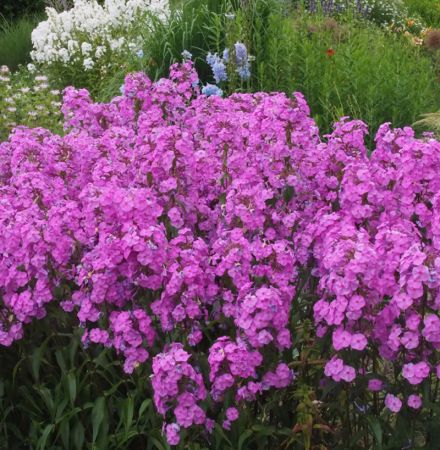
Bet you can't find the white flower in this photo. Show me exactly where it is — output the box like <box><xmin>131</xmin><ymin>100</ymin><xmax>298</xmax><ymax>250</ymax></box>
<box><xmin>67</xmin><ymin>40</ymin><xmax>79</xmax><ymax>53</ymax></box>
<box><xmin>81</xmin><ymin>42</ymin><xmax>93</xmax><ymax>54</ymax></box>
<box><xmin>30</xmin><ymin>0</ymin><xmax>170</xmax><ymax>68</ymax></box>
<box><xmin>95</xmin><ymin>46</ymin><xmax>106</xmax><ymax>58</ymax></box>
<box><xmin>83</xmin><ymin>57</ymin><xmax>95</xmax><ymax>70</ymax></box>
<box><xmin>58</xmin><ymin>48</ymin><xmax>70</xmax><ymax>63</ymax></box>
<box><xmin>110</xmin><ymin>37</ymin><xmax>125</xmax><ymax>51</ymax></box>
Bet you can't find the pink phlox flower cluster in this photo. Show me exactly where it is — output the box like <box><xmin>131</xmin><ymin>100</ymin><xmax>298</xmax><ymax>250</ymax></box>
<box><xmin>152</xmin><ymin>344</ymin><xmax>207</xmax><ymax>445</ymax></box>
<box><xmin>1</xmin><ymin>61</ymin><xmax>439</xmax><ymax>444</ymax></box>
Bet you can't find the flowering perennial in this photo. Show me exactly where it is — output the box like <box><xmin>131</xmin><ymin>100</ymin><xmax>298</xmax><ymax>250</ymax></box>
<box><xmin>0</xmin><ymin>61</ymin><xmax>439</xmax><ymax>444</ymax></box>
<box><xmin>31</xmin><ymin>0</ymin><xmax>168</xmax><ymax>71</ymax></box>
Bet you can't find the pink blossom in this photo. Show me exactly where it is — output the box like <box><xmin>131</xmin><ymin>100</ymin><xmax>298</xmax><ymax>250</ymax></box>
<box><xmin>385</xmin><ymin>394</ymin><xmax>402</xmax><ymax>413</ymax></box>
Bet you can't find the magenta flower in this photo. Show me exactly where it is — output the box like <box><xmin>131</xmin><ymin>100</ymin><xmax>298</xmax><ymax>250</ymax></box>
<box><xmin>385</xmin><ymin>394</ymin><xmax>402</xmax><ymax>413</ymax></box>
<box><xmin>226</xmin><ymin>407</ymin><xmax>239</xmax><ymax>422</ymax></box>
<box><xmin>407</xmin><ymin>394</ymin><xmax>422</xmax><ymax>409</ymax></box>
<box><xmin>368</xmin><ymin>379</ymin><xmax>384</xmax><ymax>392</ymax></box>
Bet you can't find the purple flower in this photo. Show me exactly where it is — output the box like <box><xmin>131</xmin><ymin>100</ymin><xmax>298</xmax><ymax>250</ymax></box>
<box><xmin>367</xmin><ymin>379</ymin><xmax>383</xmax><ymax>392</ymax></box>
<box><xmin>385</xmin><ymin>394</ymin><xmax>402</xmax><ymax>413</ymax></box>
<box><xmin>407</xmin><ymin>394</ymin><xmax>422</xmax><ymax>409</ymax></box>
<box><xmin>226</xmin><ymin>407</ymin><xmax>239</xmax><ymax>421</ymax></box>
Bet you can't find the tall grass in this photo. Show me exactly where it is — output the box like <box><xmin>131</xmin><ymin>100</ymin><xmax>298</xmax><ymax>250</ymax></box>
<box><xmin>0</xmin><ymin>16</ymin><xmax>38</xmax><ymax>71</ymax></box>
<box><xmin>261</xmin><ymin>15</ymin><xmax>440</xmax><ymax>143</ymax></box>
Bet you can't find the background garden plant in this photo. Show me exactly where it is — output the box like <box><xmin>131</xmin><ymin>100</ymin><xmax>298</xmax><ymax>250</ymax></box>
<box><xmin>0</xmin><ymin>65</ymin><xmax>63</xmax><ymax>141</ymax></box>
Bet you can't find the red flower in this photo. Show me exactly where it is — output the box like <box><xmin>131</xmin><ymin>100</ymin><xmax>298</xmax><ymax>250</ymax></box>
<box><xmin>326</xmin><ymin>48</ymin><xmax>335</xmax><ymax>58</ymax></box>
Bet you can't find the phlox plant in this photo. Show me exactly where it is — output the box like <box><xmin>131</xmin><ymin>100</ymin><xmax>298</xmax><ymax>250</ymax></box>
<box><xmin>0</xmin><ymin>61</ymin><xmax>439</xmax><ymax>448</ymax></box>
<box><xmin>30</xmin><ymin>0</ymin><xmax>168</xmax><ymax>96</ymax></box>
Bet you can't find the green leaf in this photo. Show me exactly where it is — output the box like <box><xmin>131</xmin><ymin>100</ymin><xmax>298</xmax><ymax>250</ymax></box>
<box><xmin>37</xmin><ymin>387</ymin><xmax>55</xmax><ymax>418</ymax></box>
<box><xmin>252</xmin><ymin>424</ymin><xmax>276</xmax><ymax>436</ymax></box>
<box><xmin>367</xmin><ymin>415</ymin><xmax>383</xmax><ymax>447</ymax></box>
<box><xmin>31</xmin><ymin>343</ymin><xmax>47</xmax><ymax>383</ymax></box>
<box><xmin>123</xmin><ymin>396</ymin><xmax>135</xmax><ymax>434</ymax></box>
<box><xmin>138</xmin><ymin>398</ymin><xmax>151</xmax><ymax>420</ymax></box>
<box><xmin>59</xmin><ymin>418</ymin><xmax>70</xmax><ymax>449</ymax></box>
<box><xmin>37</xmin><ymin>424</ymin><xmax>54</xmax><ymax>450</ymax></box>
<box><xmin>149</xmin><ymin>436</ymin><xmax>166</xmax><ymax>450</ymax></box>
<box><xmin>214</xmin><ymin>423</ymin><xmax>232</xmax><ymax>449</ymax></box>
<box><xmin>55</xmin><ymin>349</ymin><xmax>67</xmax><ymax>373</ymax></box>
<box><xmin>92</xmin><ymin>396</ymin><xmax>106</xmax><ymax>442</ymax></box>
<box><xmin>238</xmin><ymin>429</ymin><xmax>253</xmax><ymax>450</ymax></box>
<box><xmin>73</xmin><ymin>421</ymin><xmax>85</xmax><ymax>450</ymax></box>
<box><xmin>67</xmin><ymin>372</ymin><xmax>77</xmax><ymax>405</ymax></box>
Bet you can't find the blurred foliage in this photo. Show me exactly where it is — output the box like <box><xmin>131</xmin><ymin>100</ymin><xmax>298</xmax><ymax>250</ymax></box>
<box><xmin>403</xmin><ymin>0</ymin><xmax>440</xmax><ymax>27</ymax></box>
<box><xmin>0</xmin><ymin>15</ymin><xmax>40</xmax><ymax>70</ymax></box>
<box><xmin>0</xmin><ymin>0</ymin><xmax>46</xmax><ymax>21</ymax></box>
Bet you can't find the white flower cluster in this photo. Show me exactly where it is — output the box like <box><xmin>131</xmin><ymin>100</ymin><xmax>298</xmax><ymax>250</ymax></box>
<box><xmin>31</xmin><ymin>0</ymin><xmax>168</xmax><ymax>70</ymax></box>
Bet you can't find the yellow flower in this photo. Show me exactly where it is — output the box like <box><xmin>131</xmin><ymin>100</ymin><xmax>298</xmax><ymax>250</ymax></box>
<box><xmin>407</xmin><ymin>19</ymin><xmax>415</xmax><ymax>28</ymax></box>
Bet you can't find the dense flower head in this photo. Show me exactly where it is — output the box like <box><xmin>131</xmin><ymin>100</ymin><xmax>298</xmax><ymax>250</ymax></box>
<box><xmin>31</xmin><ymin>0</ymin><xmax>168</xmax><ymax>68</ymax></box>
<box><xmin>152</xmin><ymin>344</ymin><xmax>207</xmax><ymax>429</ymax></box>
<box><xmin>1</xmin><ymin>60</ymin><xmax>439</xmax><ymax>444</ymax></box>
<box><xmin>385</xmin><ymin>393</ymin><xmax>402</xmax><ymax>413</ymax></box>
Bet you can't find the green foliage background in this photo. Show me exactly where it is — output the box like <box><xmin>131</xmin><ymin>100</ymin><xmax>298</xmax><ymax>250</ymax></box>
<box><xmin>0</xmin><ymin>0</ymin><xmax>46</xmax><ymax>21</ymax></box>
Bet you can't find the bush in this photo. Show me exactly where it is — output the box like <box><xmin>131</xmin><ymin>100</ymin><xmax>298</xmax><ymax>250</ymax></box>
<box><xmin>30</xmin><ymin>0</ymin><xmax>168</xmax><ymax>96</ymax></box>
<box><xmin>0</xmin><ymin>61</ymin><xmax>439</xmax><ymax>448</ymax></box>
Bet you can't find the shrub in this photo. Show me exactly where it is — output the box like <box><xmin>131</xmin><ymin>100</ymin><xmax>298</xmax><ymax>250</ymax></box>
<box><xmin>0</xmin><ymin>61</ymin><xmax>439</xmax><ymax>448</ymax></box>
<box><xmin>30</xmin><ymin>0</ymin><xmax>168</xmax><ymax>96</ymax></box>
